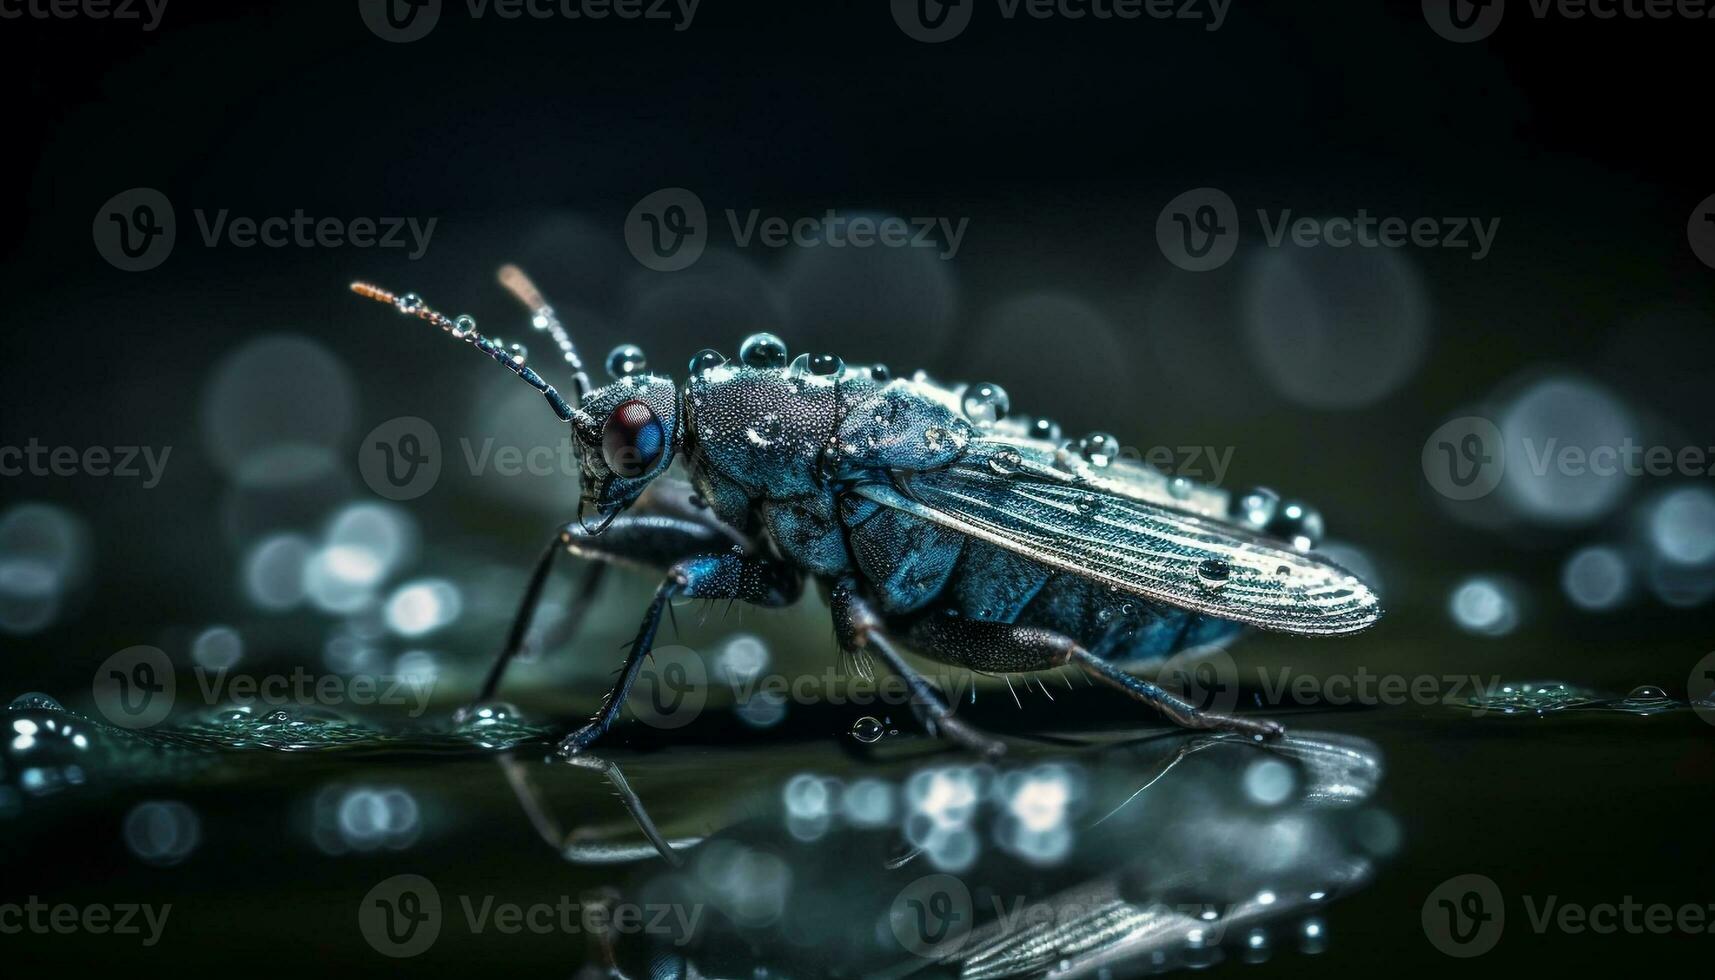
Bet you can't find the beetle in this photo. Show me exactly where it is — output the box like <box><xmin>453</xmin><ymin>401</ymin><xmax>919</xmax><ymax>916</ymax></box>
<box><xmin>350</xmin><ymin>267</ymin><xmax>1380</xmax><ymax>756</ymax></box>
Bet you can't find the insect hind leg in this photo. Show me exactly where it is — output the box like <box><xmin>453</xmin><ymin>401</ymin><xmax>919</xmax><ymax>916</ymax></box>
<box><xmin>829</xmin><ymin>579</ymin><xmax>1005</xmax><ymax>757</ymax></box>
<box><xmin>906</xmin><ymin>613</ymin><xmax>1283</xmax><ymax>741</ymax></box>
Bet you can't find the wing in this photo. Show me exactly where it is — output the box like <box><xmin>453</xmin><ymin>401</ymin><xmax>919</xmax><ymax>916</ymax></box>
<box><xmin>855</xmin><ymin>439</ymin><xmax>1381</xmax><ymax>636</ymax></box>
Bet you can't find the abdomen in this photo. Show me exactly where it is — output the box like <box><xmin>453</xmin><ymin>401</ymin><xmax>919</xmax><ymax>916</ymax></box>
<box><xmin>844</xmin><ymin>500</ymin><xmax>1243</xmax><ymax>660</ymax></box>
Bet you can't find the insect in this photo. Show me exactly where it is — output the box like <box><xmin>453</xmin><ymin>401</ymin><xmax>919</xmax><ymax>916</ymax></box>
<box><xmin>350</xmin><ymin>268</ymin><xmax>1381</xmax><ymax>756</ymax></box>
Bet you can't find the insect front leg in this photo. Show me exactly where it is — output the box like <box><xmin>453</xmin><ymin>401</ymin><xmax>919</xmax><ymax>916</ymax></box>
<box><xmin>907</xmin><ymin>614</ymin><xmax>1284</xmax><ymax>741</ymax></box>
<box><xmin>828</xmin><ymin>578</ymin><xmax>1007</xmax><ymax>757</ymax></box>
<box><xmin>559</xmin><ymin>547</ymin><xmax>803</xmax><ymax>756</ymax></box>
<box><xmin>473</xmin><ymin>478</ymin><xmax>747</xmax><ymax>704</ymax></box>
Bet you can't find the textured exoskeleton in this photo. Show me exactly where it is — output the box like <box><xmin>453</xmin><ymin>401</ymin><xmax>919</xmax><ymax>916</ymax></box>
<box><xmin>353</xmin><ymin>269</ymin><xmax>1381</xmax><ymax>755</ymax></box>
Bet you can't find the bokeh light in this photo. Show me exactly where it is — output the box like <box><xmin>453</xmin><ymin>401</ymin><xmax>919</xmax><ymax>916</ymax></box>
<box><xmin>1242</xmin><ymin>247</ymin><xmax>1429</xmax><ymax>409</ymax></box>
<box><xmin>1647</xmin><ymin>487</ymin><xmax>1715</xmax><ymax>566</ymax></box>
<box><xmin>191</xmin><ymin>626</ymin><xmax>244</xmax><ymax>670</ymax></box>
<box><xmin>1497</xmin><ymin>375</ymin><xmax>1634</xmax><ymax>524</ymax></box>
<box><xmin>384</xmin><ymin>579</ymin><xmax>462</xmax><ymax>637</ymax></box>
<box><xmin>1559</xmin><ymin>546</ymin><xmax>1630</xmax><ymax>611</ymax></box>
<box><xmin>1448</xmin><ymin>576</ymin><xmax>1519</xmax><ymax>636</ymax></box>
<box><xmin>123</xmin><ymin>800</ymin><xmax>202</xmax><ymax>866</ymax></box>
<box><xmin>201</xmin><ymin>335</ymin><xmax>355</xmax><ymax>488</ymax></box>
<box><xmin>0</xmin><ymin>503</ymin><xmax>88</xmax><ymax>635</ymax></box>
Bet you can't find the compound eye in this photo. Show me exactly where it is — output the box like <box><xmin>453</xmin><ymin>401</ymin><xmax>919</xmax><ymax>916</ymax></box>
<box><xmin>601</xmin><ymin>399</ymin><xmax>664</xmax><ymax>477</ymax></box>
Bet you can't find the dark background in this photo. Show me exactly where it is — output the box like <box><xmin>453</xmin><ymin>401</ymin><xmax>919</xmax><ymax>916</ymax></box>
<box><xmin>2</xmin><ymin>1</ymin><xmax>1713</xmax><ymax>976</ymax></box>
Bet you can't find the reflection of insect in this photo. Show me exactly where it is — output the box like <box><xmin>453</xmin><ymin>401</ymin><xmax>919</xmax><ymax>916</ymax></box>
<box><xmin>351</xmin><ymin>268</ymin><xmax>1380</xmax><ymax>755</ymax></box>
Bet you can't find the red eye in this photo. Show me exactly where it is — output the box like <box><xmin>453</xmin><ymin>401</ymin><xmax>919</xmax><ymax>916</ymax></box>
<box><xmin>601</xmin><ymin>400</ymin><xmax>665</xmax><ymax>477</ymax></box>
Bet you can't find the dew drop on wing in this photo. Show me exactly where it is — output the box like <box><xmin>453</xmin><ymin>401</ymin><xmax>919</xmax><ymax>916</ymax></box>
<box><xmin>1197</xmin><ymin>558</ymin><xmax>1231</xmax><ymax>591</ymax></box>
<box><xmin>739</xmin><ymin>332</ymin><xmax>788</xmax><ymax>368</ymax></box>
<box><xmin>1078</xmin><ymin>432</ymin><xmax>1119</xmax><ymax>468</ymax></box>
<box><xmin>1168</xmin><ymin>476</ymin><xmax>1193</xmax><ymax>500</ymax></box>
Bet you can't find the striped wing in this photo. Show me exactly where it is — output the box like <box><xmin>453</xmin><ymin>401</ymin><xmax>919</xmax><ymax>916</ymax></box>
<box><xmin>856</xmin><ymin>444</ymin><xmax>1380</xmax><ymax>636</ymax></box>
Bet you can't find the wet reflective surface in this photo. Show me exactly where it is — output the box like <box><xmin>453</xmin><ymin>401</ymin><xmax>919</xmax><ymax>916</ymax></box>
<box><xmin>4</xmin><ymin>680</ymin><xmax>1711</xmax><ymax>975</ymax></box>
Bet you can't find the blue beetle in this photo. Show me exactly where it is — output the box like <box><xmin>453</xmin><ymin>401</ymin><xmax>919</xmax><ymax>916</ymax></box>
<box><xmin>353</xmin><ymin>268</ymin><xmax>1380</xmax><ymax>755</ymax></box>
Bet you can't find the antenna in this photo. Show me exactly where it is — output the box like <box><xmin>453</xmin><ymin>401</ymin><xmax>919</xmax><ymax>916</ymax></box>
<box><xmin>349</xmin><ymin>281</ymin><xmax>577</xmax><ymax>422</ymax></box>
<box><xmin>498</xmin><ymin>265</ymin><xmax>592</xmax><ymax>402</ymax></box>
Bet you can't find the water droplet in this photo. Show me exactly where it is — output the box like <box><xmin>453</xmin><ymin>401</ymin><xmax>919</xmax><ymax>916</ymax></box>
<box><xmin>7</xmin><ymin>692</ymin><xmax>66</xmax><ymax>712</ymax></box>
<box><xmin>1625</xmin><ymin>684</ymin><xmax>1668</xmax><ymax>701</ymax></box>
<box><xmin>1076</xmin><ymin>494</ymin><xmax>1101</xmax><ymax>515</ymax></box>
<box><xmin>606</xmin><ymin>343</ymin><xmax>647</xmax><ymax>378</ymax></box>
<box><xmin>1078</xmin><ymin>432</ymin><xmax>1119</xmax><ymax>468</ymax></box>
<box><xmin>851</xmin><ymin>716</ymin><xmax>886</xmax><ymax>743</ymax></box>
<box><xmin>1197</xmin><ymin>558</ymin><xmax>1231</xmax><ymax>590</ymax></box>
<box><xmin>507</xmin><ymin>342</ymin><xmax>529</xmax><ymax>366</ymax></box>
<box><xmin>1235</xmin><ymin>486</ymin><xmax>1280</xmax><ymax>529</ymax></box>
<box><xmin>809</xmin><ymin>353</ymin><xmax>844</xmax><ymax>376</ymax></box>
<box><xmin>989</xmin><ymin>450</ymin><xmax>1023</xmax><ymax>475</ymax></box>
<box><xmin>1030</xmin><ymin>417</ymin><xmax>1061</xmax><ymax>441</ymax></box>
<box><xmin>1168</xmin><ymin>476</ymin><xmax>1193</xmax><ymax>500</ymax></box>
<box><xmin>962</xmin><ymin>382</ymin><xmax>1011</xmax><ymax>427</ymax></box>
<box><xmin>869</xmin><ymin>364</ymin><xmax>892</xmax><ymax>382</ymax></box>
<box><xmin>445</xmin><ymin>313</ymin><xmax>474</xmax><ymax>339</ymax></box>
<box><xmin>688</xmin><ymin>348</ymin><xmax>726</xmax><ymax>374</ymax></box>
<box><xmin>395</xmin><ymin>292</ymin><xmax>424</xmax><ymax>314</ymax></box>
<box><xmin>1267</xmin><ymin>500</ymin><xmax>1325</xmax><ymax>551</ymax></box>
<box><xmin>739</xmin><ymin>332</ymin><xmax>788</xmax><ymax>369</ymax></box>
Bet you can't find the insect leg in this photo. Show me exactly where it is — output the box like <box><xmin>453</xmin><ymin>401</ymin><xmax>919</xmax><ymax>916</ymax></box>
<box><xmin>477</xmin><ymin>539</ymin><xmax>608</xmax><ymax>702</ymax></box>
<box><xmin>473</xmin><ymin>510</ymin><xmax>733</xmax><ymax>705</ymax></box>
<box><xmin>906</xmin><ymin>614</ymin><xmax>1284</xmax><ymax>740</ymax></box>
<box><xmin>559</xmin><ymin>548</ymin><xmax>803</xmax><ymax>755</ymax></box>
<box><xmin>829</xmin><ymin>579</ymin><xmax>1006</xmax><ymax>757</ymax></box>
